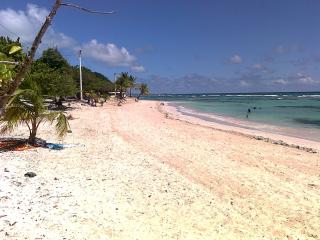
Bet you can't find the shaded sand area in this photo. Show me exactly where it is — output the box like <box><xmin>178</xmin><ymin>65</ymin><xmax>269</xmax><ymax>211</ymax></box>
<box><xmin>1</xmin><ymin>100</ymin><xmax>319</xmax><ymax>239</ymax></box>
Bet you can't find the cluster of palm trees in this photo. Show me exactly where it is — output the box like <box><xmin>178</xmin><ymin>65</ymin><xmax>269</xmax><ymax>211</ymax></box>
<box><xmin>115</xmin><ymin>72</ymin><xmax>149</xmax><ymax>99</ymax></box>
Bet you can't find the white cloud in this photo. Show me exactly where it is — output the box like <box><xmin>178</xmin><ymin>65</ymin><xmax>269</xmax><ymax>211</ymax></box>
<box><xmin>239</xmin><ymin>80</ymin><xmax>249</xmax><ymax>86</ymax></box>
<box><xmin>45</xmin><ymin>31</ymin><xmax>75</xmax><ymax>49</ymax></box>
<box><xmin>0</xmin><ymin>4</ymin><xmax>75</xmax><ymax>49</ymax></box>
<box><xmin>272</xmin><ymin>78</ymin><xmax>288</xmax><ymax>85</ymax></box>
<box><xmin>229</xmin><ymin>54</ymin><xmax>243</xmax><ymax>64</ymax></box>
<box><xmin>272</xmin><ymin>73</ymin><xmax>319</xmax><ymax>86</ymax></box>
<box><xmin>131</xmin><ymin>65</ymin><xmax>145</xmax><ymax>72</ymax></box>
<box><xmin>296</xmin><ymin>73</ymin><xmax>318</xmax><ymax>84</ymax></box>
<box><xmin>252</xmin><ymin>63</ymin><xmax>264</xmax><ymax>70</ymax></box>
<box><xmin>0</xmin><ymin>4</ymin><xmax>145</xmax><ymax>71</ymax></box>
<box><xmin>0</xmin><ymin>5</ymin><xmax>40</xmax><ymax>42</ymax></box>
<box><xmin>274</xmin><ymin>44</ymin><xmax>304</xmax><ymax>54</ymax></box>
<box><xmin>79</xmin><ymin>39</ymin><xmax>139</xmax><ymax>67</ymax></box>
<box><xmin>26</xmin><ymin>3</ymin><xmax>48</xmax><ymax>23</ymax></box>
<box><xmin>251</xmin><ymin>63</ymin><xmax>271</xmax><ymax>74</ymax></box>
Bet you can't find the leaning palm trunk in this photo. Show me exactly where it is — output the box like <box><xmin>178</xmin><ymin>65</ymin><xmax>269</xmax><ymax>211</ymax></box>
<box><xmin>136</xmin><ymin>83</ymin><xmax>149</xmax><ymax>100</ymax></box>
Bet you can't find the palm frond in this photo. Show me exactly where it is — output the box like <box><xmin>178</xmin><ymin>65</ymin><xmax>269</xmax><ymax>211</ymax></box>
<box><xmin>41</xmin><ymin>111</ymin><xmax>60</xmax><ymax>123</ymax></box>
<box><xmin>55</xmin><ymin>112</ymin><xmax>70</xmax><ymax>139</ymax></box>
<box><xmin>0</xmin><ymin>104</ymin><xmax>32</xmax><ymax>135</ymax></box>
<box><xmin>6</xmin><ymin>89</ymin><xmax>28</xmax><ymax>106</ymax></box>
<box><xmin>1</xmin><ymin>86</ymin><xmax>70</xmax><ymax>141</ymax></box>
<box><xmin>0</xmin><ymin>120</ymin><xmax>16</xmax><ymax>134</ymax></box>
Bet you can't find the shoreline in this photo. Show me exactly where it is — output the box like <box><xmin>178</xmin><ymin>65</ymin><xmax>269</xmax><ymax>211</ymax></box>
<box><xmin>159</xmin><ymin>101</ymin><xmax>320</xmax><ymax>153</ymax></box>
<box><xmin>168</xmin><ymin>101</ymin><xmax>320</xmax><ymax>142</ymax></box>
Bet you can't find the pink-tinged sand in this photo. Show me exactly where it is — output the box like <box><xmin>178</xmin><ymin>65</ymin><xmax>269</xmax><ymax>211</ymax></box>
<box><xmin>0</xmin><ymin>99</ymin><xmax>319</xmax><ymax>239</ymax></box>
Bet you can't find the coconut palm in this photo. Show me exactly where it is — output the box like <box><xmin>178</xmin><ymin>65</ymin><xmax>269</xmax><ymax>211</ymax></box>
<box><xmin>0</xmin><ymin>86</ymin><xmax>70</xmax><ymax>144</ymax></box>
<box><xmin>137</xmin><ymin>83</ymin><xmax>149</xmax><ymax>99</ymax></box>
<box><xmin>128</xmin><ymin>75</ymin><xmax>136</xmax><ymax>97</ymax></box>
<box><xmin>115</xmin><ymin>72</ymin><xmax>130</xmax><ymax>99</ymax></box>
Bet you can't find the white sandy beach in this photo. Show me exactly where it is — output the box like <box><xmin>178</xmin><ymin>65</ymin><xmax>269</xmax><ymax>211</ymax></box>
<box><xmin>0</xmin><ymin>100</ymin><xmax>319</xmax><ymax>239</ymax></box>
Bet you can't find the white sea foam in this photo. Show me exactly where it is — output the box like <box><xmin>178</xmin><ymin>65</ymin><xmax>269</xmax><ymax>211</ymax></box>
<box><xmin>225</xmin><ymin>94</ymin><xmax>278</xmax><ymax>97</ymax></box>
<box><xmin>298</xmin><ymin>95</ymin><xmax>320</xmax><ymax>98</ymax></box>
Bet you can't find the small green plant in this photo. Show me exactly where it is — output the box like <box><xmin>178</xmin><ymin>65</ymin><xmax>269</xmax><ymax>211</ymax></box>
<box><xmin>0</xmin><ymin>45</ymin><xmax>22</xmax><ymax>95</ymax></box>
<box><xmin>0</xmin><ymin>86</ymin><xmax>70</xmax><ymax>144</ymax></box>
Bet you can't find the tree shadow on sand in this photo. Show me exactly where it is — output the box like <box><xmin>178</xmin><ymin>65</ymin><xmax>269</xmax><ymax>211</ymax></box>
<box><xmin>0</xmin><ymin>137</ymin><xmax>43</xmax><ymax>153</ymax></box>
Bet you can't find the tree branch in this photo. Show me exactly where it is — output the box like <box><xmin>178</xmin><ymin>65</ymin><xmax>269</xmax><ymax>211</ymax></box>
<box><xmin>0</xmin><ymin>61</ymin><xmax>19</xmax><ymax>65</ymax></box>
<box><xmin>61</xmin><ymin>3</ymin><xmax>115</xmax><ymax>14</ymax></box>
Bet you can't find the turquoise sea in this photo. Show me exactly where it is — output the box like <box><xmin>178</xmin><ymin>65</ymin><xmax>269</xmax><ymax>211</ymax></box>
<box><xmin>143</xmin><ymin>92</ymin><xmax>320</xmax><ymax>142</ymax></box>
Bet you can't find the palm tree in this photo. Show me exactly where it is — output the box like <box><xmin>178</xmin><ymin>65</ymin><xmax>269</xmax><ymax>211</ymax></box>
<box><xmin>115</xmin><ymin>72</ymin><xmax>130</xmax><ymax>99</ymax></box>
<box><xmin>0</xmin><ymin>87</ymin><xmax>70</xmax><ymax>144</ymax></box>
<box><xmin>137</xmin><ymin>83</ymin><xmax>149</xmax><ymax>100</ymax></box>
<box><xmin>128</xmin><ymin>75</ymin><xmax>136</xmax><ymax>97</ymax></box>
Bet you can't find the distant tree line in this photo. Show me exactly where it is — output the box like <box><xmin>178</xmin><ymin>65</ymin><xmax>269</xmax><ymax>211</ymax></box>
<box><xmin>21</xmin><ymin>47</ymin><xmax>115</xmax><ymax>99</ymax></box>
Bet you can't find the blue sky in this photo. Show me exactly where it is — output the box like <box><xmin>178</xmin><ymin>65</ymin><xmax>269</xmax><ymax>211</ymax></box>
<box><xmin>1</xmin><ymin>0</ymin><xmax>320</xmax><ymax>93</ymax></box>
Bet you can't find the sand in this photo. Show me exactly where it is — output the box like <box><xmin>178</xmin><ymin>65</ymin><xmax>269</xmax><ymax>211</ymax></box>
<box><xmin>0</xmin><ymin>99</ymin><xmax>319</xmax><ymax>239</ymax></box>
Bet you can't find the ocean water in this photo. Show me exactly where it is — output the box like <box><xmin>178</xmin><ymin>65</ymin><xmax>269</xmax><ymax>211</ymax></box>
<box><xmin>143</xmin><ymin>92</ymin><xmax>320</xmax><ymax>141</ymax></box>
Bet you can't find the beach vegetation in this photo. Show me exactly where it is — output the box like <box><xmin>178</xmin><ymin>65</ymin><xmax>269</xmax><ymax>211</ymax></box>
<box><xmin>0</xmin><ymin>84</ymin><xmax>70</xmax><ymax>144</ymax></box>
<box><xmin>137</xmin><ymin>83</ymin><xmax>149</xmax><ymax>99</ymax></box>
<box><xmin>32</xmin><ymin>48</ymin><xmax>76</xmax><ymax>97</ymax></box>
<box><xmin>0</xmin><ymin>1</ymin><xmax>114</xmax><ymax>111</ymax></box>
<box><xmin>72</xmin><ymin>66</ymin><xmax>113</xmax><ymax>95</ymax></box>
<box><xmin>115</xmin><ymin>72</ymin><xmax>141</xmax><ymax>99</ymax></box>
<box><xmin>0</xmin><ymin>37</ymin><xmax>25</xmax><ymax>98</ymax></box>
<box><xmin>20</xmin><ymin>48</ymin><xmax>113</xmax><ymax>102</ymax></box>
<box><xmin>115</xmin><ymin>72</ymin><xmax>131</xmax><ymax>99</ymax></box>
<box><xmin>128</xmin><ymin>74</ymin><xmax>136</xmax><ymax>97</ymax></box>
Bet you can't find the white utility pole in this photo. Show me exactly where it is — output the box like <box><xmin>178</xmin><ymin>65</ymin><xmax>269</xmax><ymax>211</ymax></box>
<box><xmin>79</xmin><ymin>49</ymin><xmax>83</xmax><ymax>101</ymax></box>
